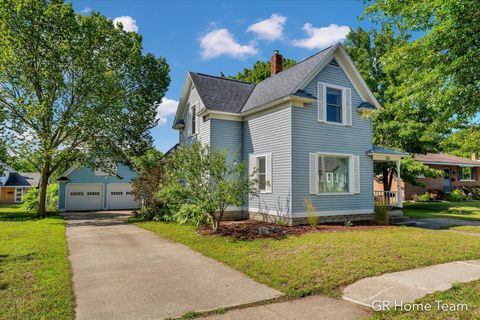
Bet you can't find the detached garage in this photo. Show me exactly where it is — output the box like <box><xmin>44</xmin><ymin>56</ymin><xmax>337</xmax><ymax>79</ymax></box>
<box><xmin>58</xmin><ymin>164</ymin><xmax>138</xmax><ymax>212</ymax></box>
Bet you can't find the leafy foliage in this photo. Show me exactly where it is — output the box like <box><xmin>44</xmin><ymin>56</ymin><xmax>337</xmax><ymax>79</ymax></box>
<box><xmin>448</xmin><ymin>189</ymin><xmax>467</xmax><ymax>202</ymax></box>
<box><xmin>22</xmin><ymin>184</ymin><xmax>58</xmax><ymax>212</ymax></box>
<box><xmin>441</xmin><ymin>125</ymin><xmax>480</xmax><ymax>159</ymax></box>
<box><xmin>160</xmin><ymin>143</ymin><xmax>256</xmax><ymax>232</ymax></box>
<box><xmin>364</xmin><ymin>0</ymin><xmax>480</xmax><ymax>137</ymax></box>
<box><xmin>0</xmin><ymin>0</ymin><xmax>170</xmax><ymax>216</ymax></box>
<box><xmin>131</xmin><ymin>149</ymin><xmax>164</xmax><ymax>212</ymax></box>
<box><xmin>229</xmin><ymin>58</ymin><xmax>296</xmax><ymax>83</ymax></box>
<box><xmin>303</xmin><ymin>197</ymin><xmax>317</xmax><ymax>228</ymax></box>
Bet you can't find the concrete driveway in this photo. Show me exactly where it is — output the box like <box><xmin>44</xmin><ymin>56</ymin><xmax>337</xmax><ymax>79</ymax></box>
<box><xmin>64</xmin><ymin>211</ymin><xmax>282</xmax><ymax>320</ymax></box>
<box><xmin>413</xmin><ymin>217</ymin><xmax>480</xmax><ymax>230</ymax></box>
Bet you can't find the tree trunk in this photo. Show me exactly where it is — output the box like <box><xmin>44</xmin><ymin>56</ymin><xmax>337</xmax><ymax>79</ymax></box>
<box><xmin>382</xmin><ymin>166</ymin><xmax>391</xmax><ymax>191</ymax></box>
<box><xmin>37</xmin><ymin>162</ymin><xmax>50</xmax><ymax>218</ymax></box>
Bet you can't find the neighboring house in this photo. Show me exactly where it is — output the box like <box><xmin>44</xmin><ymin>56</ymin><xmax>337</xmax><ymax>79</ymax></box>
<box><xmin>0</xmin><ymin>162</ymin><xmax>40</xmax><ymax>204</ymax></box>
<box><xmin>171</xmin><ymin>44</ymin><xmax>406</xmax><ymax>225</ymax></box>
<box><xmin>58</xmin><ymin>164</ymin><xmax>138</xmax><ymax>211</ymax></box>
<box><xmin>377</xmin><ymin>153</ymin><xmax>480</xmax><ymax>200</ymax></box>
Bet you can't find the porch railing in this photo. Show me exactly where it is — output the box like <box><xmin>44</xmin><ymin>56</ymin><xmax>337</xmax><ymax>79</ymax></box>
<box><xmin>374</xmin><ymin>190</ymin><xmax>398</xmax><ymax>206</ymax></box>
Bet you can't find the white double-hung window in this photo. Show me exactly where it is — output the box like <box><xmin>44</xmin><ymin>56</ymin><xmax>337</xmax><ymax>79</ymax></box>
<box><xmin>249</xmin><ymin>153</ymin><xmax>272</xmax><ymax>193</ymax></box>
<box><xmin>309</xmin><ymin>152</ymin><xmax>360</xmax><ymax>195</ymax></box>
<box><xmin>189</xmin><ymin>104</ymin><xmax>197</xmax><ymax>136</ymax></box>
<box><xmin>317</xmin><ymin>82</ymin><xmax>352</xmax><ymax>125</ymax></box>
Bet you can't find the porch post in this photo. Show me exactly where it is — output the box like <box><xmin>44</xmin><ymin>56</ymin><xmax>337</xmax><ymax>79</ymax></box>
<box><xmin>397</xmin><ymin>160</ymin><xmax>403</xmax><ymax>208</ymax></box>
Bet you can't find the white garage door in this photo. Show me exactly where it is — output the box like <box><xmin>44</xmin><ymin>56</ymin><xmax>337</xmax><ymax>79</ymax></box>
<box><xmin>66</xmin><ymin>184</ymin><xmax>104</xmax><ymax>211</ymax></box>
<box><xmin>107</xmin><ymin>183</ymin><xmax>138</xmax><ymax>210</ymax></box>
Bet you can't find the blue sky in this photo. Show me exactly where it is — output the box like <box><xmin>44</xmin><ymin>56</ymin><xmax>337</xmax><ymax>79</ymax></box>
<box><xmin>71</xmin><ymin>0</ymin><xmax>375</xmax><ymax>152</ymax></box>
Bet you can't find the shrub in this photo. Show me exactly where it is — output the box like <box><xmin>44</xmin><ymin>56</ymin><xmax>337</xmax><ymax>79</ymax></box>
<box><xmin>448</xmin><ymin>189</ymin><xmax>467</xmax><ymax>202</ymax></box>
<box><xmin>304</xmin><ymin>197</ymin><xmax>317</xmax><ymax>228</ymax></box>
<box><xmin>413</xmin><ymin>192</ymin><xmax>434</xmax><ymax>202</ymax></box>
<box><xmin>170</xmin><ymin>204</ymin><xmax>207</xmax><ymax>226</ymax></box>
<box><xmin>344</xmin><ymin>220</ymin><xmax>353</xmax><ymax>227</ymax></box>
<box><xmin>374</xmin><ymin>202</ymin><xmax>389</xmax><ymax>225</ymax></box>
<box><xmin>22</xmin><ymin>184</ymin><xmax>58</xmax><ymax>212</ymax></box>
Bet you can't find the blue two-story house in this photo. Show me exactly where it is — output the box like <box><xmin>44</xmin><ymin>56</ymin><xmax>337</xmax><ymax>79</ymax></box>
<box><xmin>172</xmin><ymin>44</ymin><xmax>406</xmax><ymax>225</ymax></box>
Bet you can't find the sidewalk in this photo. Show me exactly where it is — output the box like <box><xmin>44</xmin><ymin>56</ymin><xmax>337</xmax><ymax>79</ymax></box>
<box><xmin>203</xmin><ymin>295</ymin><xmax>369</xmax><ymax>320</ymax></box>
<box><xmin>343</xmin><ymin>260</ymin><xmax>480</xmax><ymax>309</ymax></box>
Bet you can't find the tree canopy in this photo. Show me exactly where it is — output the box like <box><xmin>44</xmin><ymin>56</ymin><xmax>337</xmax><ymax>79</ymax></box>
<box><xmin>229</xmin><ymin>58</ymin><xmax>296</xmax><ymax>83</ymax></box>
<box><xmin>0</xmin><ymin>0</ymin><xmax>170</xmax><ymax>216</ymax></box>
<box><xmin>442</xmin><ymin>125</ymin><xmax>480</xmax><ymax>159</ymax></box>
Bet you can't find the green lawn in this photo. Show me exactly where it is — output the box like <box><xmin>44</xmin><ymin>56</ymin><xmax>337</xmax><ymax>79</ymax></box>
<box><xmin>136</xmin><ymin>221</ymin><xmax>480</xmax><ymax>298</ymax></box>
<box><xmin>404</xmin><ymin>201</ymin><xmax>480</xmax><ymax>221</ymax></box>
<box><xmin>0</xmin><ymin>205</ymin><xmax>75</xmax><ymax>320</ymax></box>
<box><xmin>446</xmin><ymin>226</ymin><xmax>480</xmax><ymax>234</ymax></box>
<box><xmin>369</xmin><ymin>280</ymin><xmax>480</xmax><ymax>319</ymax></box>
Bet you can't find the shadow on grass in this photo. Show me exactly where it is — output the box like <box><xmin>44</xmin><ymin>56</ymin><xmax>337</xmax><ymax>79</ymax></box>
<box><xmin>0</xmin><ymin>211</ymin><xmax>63</xmax><ymax>222</ymax></box>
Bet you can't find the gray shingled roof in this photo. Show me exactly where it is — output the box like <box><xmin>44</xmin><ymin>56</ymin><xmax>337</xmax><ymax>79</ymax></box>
<box><xmin>187</xmin><ymin>45</ymin><xmax>337</xmax><ymax>114</ymax></box>
<box><xmin>5</xmin><ymin>172</ymin><xmax>40</xmax><ymax>187</ymax></box>
<box><xmin>189</xmin><ymin>72</ymin><xmax>255</xmax><ymax>113</ymax></box>
<box><xmin>241</xmin><ymin>46</ymin><xmax>336</xmax><ymax>112</ymax></box>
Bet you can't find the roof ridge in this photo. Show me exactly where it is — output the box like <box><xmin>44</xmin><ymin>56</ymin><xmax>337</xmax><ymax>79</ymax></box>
<box><xmin>190</xmin><ymin>71</ymin><xmax>256</xmax><ymax>86</ymax></box>
<box><xmin>256</xmin><ymin>45</ymin><xmax>334</xmax><ymax>84</ymax></box>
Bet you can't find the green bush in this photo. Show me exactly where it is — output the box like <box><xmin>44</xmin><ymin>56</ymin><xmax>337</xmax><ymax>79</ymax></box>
<box><xmin>170</xmin><ymin>204</ymin><xmax>207</xmax><ymax>226</ymax></box>
<box><xmin>22</xmin><ymin>184</ymin><xmax>59</xmax><ymax>212</ymax></box>
<box><xmin>413</xmin><ymin>192</ymin><xmax>434</xmax><ymax>202</ymax></box>
<box><xmin>448</xmin><ymin>189</ymin><xmax>467</xmax><ymax>202</ymax></box>
<box><xmin>374</xmin><ymin>202</ymin><xmax>389</xmax><ymax>225</ymax></box>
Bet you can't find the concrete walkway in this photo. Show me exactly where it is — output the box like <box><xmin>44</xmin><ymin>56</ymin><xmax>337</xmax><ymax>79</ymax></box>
<box><xmin>413</xmin><ymin>217</ymin><xmax>480</xmax><ymax>230</ymax></box>
<box><xmin>64</xmin><ymin>211</ymin><xmax>282</xmax><ymax>320</ymax></box>
<box><xmin>202</xmin><ymin>295</ymin><xmax>369</xmax><ymax>320</ymax></box>
<box><xmin>343</xmin><ymin>260</ymin><xmax>480</xmax><ymax>309</ymax></box>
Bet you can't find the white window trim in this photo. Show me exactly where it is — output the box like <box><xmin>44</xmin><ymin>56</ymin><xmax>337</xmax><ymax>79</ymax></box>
<box><xmin>317</xmin><ymin>82</ymin><xmax>352</xmax><ymax>126</ymax></box>
<box><xmin>249</xmin><ymin>152</ymin><xmax>272</xmax><ymax>194</ymax></box>
<box><xmin>313</xmin><ymin>152</ymin><xmax>356</xmax><ymax>196</ymax></box>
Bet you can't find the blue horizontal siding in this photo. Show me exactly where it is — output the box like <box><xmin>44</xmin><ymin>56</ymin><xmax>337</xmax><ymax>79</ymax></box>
<box><xmin>292</xmin><ymin>63</ymin><xmax>374</xmax><ymax>215</ymax></box>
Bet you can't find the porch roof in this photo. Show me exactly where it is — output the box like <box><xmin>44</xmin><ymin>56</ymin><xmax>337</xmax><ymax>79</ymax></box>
<box><xmin>367</xmin><ymin>146</ymin><xmax>409</xmax><ymax>161</ymax></box>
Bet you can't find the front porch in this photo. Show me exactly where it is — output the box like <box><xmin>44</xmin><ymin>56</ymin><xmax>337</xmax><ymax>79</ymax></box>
<box><xmin>368</xmin><ymin>146</ymin><xmax>409</xmax><ymax>209</ymax></box>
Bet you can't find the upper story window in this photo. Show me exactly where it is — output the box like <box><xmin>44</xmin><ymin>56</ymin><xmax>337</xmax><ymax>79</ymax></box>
<box><xmin>190</xmin><ymin>104</ymin><xmax>197</xmax><ymax>135</ymax></box>
<box><xmin>326</xmin><ymin>88</ymin><xmax>342</xmax><ymax>123</ymax></box>
<box><xmin>317</xmin><ymin>82</ymin><xmax>352</xmax><ymax>126</ymax></box>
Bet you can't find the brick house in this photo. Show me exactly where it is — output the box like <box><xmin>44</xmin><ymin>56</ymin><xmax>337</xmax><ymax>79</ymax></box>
<box><xmin>374</xmin><ymin>153</ymin><xmax>480</xmax><ymax>200</ymax></box>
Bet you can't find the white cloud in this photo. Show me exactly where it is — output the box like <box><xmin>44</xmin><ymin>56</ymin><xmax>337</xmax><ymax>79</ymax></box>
<box><xmin>292</xmin><ymin>23</ymin><xmax>350</xmax><ymax>49</ymax></box>
<box><xmin>113</xmin><ymin>16</ymin><xmax>139</xmax><ymax>33</ymax></box>
<box><xmin>81</xmin><ymin>7</ymin><xmax>92</xmax><ymax>14</ymax></box>
<box><xmin>156</xmin><ymin>98</ymin><xmax>178</xmax><ymax>126</ymax></box>
<box><xmin>200</xmin><ymin>28</ymin><xmax>257</xmax><ymax>60</ymax></box>
<box><xmin>247</xmin><ymin>14</ymin><xmax>287</xmax><ymax>41</ymax></box>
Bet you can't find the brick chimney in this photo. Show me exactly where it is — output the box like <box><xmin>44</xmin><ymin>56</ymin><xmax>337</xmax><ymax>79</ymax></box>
<box><xmin>472</xmin><ymin>152</ymin><xmax>478</xmax><ymax>161</ymax></box>
<box><xmin>271</xmin><ymin>50</ymin><xmax>283</xmax><ymax>76</ymax></box>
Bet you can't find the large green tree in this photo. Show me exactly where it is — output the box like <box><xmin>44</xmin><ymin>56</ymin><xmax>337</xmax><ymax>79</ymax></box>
<box><xmin>344</xmin><ymin>26</ymin><xmax>442</xmax><ymax>190</ymax></box>
<box><xmin>229</xmin><ymin>58</ymin><xmax>296</xmax><ymax>83</ymax></box>
<box><xmin>365</xmin><ymin>0</ymin><xmax>480</xmax><ymax>131</ymax></box>
<box><xmin>442</xmin><ymin>125</ymin><xmax>480</xmax><ymax>159</ymax></box>
<box><xmin>0</xmin><ymin>0</ymin><xmax>170</xmax><ymax>217</ymax></box>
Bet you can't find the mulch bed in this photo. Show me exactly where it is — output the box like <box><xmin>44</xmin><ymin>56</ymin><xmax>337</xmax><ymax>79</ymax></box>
<box><xmin>198</xmin><ymin>220</ymin><xmax>393</xmax><ymax>240</ymax></box>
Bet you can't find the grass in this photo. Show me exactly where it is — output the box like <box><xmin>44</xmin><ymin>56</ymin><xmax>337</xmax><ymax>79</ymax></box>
<box><xmin>446</xmin><ymin>226</ymin><xmax>480</xmax><ymax>234</ymax></box>
<box><xmin>369</xmin><ymin>280</ymin><xmax>480</xmax><ymax>319</ymax></box>
<box><xmin>404</xmin><ymin>200</ymin><xmax>480</xmax><ymax>221</ymax></box>
<box><xmin>0</xmin><ymin>204</ymin><xmax>75</xmax><ymax>320</ymax></box>
<box><xmin>136</xmin><ymin>221</ymin><xmax>480</xmax><ymax>298</ymax></box>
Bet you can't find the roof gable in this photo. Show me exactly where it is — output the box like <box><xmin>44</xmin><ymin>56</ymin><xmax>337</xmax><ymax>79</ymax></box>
<box><xmin>173</xmin><ymin>43</ymin><xmax>381</xmax><ymax>124</ymax></box>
